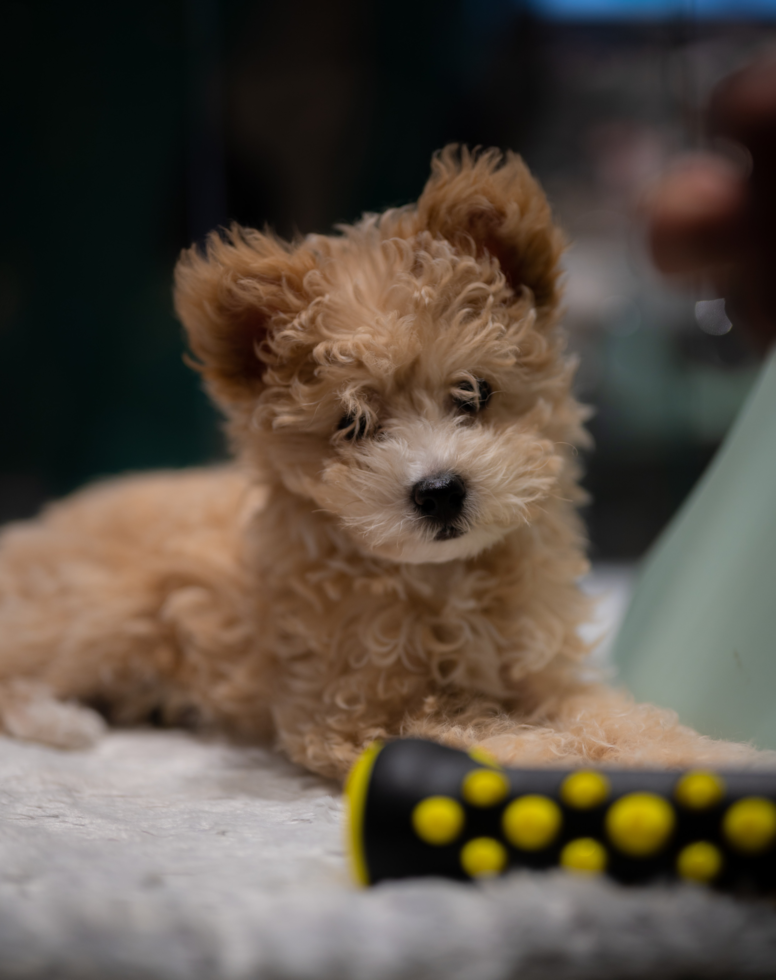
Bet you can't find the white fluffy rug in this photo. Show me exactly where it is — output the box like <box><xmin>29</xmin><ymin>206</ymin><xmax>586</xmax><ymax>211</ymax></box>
<box><xmin>1</xmin><ymin>728</ymin><xmax>776</xmax><ymax>980</ymax></box>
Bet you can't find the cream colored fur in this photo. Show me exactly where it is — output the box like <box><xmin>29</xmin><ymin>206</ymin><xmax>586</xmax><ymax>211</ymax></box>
<box><xmin>0</xmin><ymin>148</ymin><xmax>764</xmax><ymax>779</ymax></box>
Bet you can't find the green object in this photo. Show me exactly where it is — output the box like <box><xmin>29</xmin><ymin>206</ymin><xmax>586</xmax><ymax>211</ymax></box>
<box><xmin>615</xmin><ymin>344</ymin><xmax>776</xmax><ymax>750</ymax></box>
<box><xmin>346</xmin><ymin>738</ymin><xmax>776</xmax><ymax>890</ymax></box>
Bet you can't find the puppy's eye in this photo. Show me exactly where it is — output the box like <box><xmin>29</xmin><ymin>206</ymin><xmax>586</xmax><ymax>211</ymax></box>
<box><xmin>337</xmin><ymin>412</ymin><xmax>369</xmax><ymax>440</ymax></box>
<box><xmin>452</xmin><ymin>378</ymin><xmax>492</xmax><ymax>415</ymax></box>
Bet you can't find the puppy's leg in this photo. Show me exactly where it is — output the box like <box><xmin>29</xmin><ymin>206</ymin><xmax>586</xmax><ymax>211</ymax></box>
<box><xmin>275</xmin><ymin>701</ymin><xmax>606</xmax><ymax>783</ymax></box>
<box><xmin>521</xmin><ymin>685</ymin><xmax>771</xmax><ymax>768</ymax></box>
<box><xmin>0</xmin><ymin>679</ymin><xmax>106</xmax><ymax>749</ymax></box>
<box><xmin>275</xmin><ymin>687</ymin><xmax>771</xmax><ymax>784</ymax></box>
<box><xmin>0</xmin><ymin>468</ymin><xmax>268</xmax><ymax>748</ymax></box>
<box><xmin>405</xmin><ymin>686</ymin><xmax>772</xmax><ymax>769</ymax></box>
<box><xmin>0</xmin><ymin>502</ymin><xmax>167</xmax><ymax>747</ymax></box>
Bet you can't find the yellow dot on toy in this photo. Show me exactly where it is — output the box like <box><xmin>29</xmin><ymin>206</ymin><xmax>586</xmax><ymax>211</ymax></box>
<box><xmin>722</xmin><ymin>797</ymin><xmax>776</xmax><ymax>854</ymax></box>
<box><xmin>460</xmin><ymin>836</ymin><xmax>508</xmax><ymax>878</ymax></box>
<box><xmin>674</xmin><ymin>771</ymin><xmax>726</xmax><ymax>810</ymax></box>
<box><xmin>560</xmin><ymin>837</ymin><xmax>608</xmax><ymax>875</ymax></box>
<box><xmin>411</xmin><ymin>796</ymin><xmax>465</xmax><ymax>846</ymax></box>
<box><xmin>676</xmin><ymin>841</ymin><xmax>724</xmax><ymax>883</ymax></box>
<box><xmin>605</xmin><ymin>793</ymin><xmax>676</xmax><ymax>857</ymax></box>
<box><xmin>462</xmin><ymin>768</ymin><xmax>510</xmax><ymax>808</ymax></box>
<box><xmin>502</xmin><ymin>795</ymin><xmax>562</xmax><ymax>850</ymax></box>
<box><xmin>468</xmin><ymin>747</ymin><xmax>501</xmax><ymax>769</ymax></box>
<box><xmin>560</xmin><ymin>771</ymin><xmax>610</xmax><ymax>810</ymax></box>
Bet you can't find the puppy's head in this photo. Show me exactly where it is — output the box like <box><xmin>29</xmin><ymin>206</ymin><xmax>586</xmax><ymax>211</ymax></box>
<box><xmin>175</xmin><ymin>147</ymin><xmax>587</xmax><ymax>564</ymax></box>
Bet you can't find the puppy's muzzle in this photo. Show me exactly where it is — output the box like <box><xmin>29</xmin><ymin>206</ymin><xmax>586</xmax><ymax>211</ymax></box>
<box><xmin>411</xmin><ymin>474</ymin><xmax>467</xmax><ymax>540</ymax></box>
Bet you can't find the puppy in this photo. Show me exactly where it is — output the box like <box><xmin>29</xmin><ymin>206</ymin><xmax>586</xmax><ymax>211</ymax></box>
<box><xmin>0</xmin><ymin>147</ymin><xmax>759</xmax><ymax>779</ymax></box>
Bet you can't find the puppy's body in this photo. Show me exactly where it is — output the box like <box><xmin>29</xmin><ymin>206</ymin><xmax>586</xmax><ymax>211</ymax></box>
<box><xmin>0</xmin><ymin>149</ymin><xmax>761</xmax><ymax>777</ymax></box>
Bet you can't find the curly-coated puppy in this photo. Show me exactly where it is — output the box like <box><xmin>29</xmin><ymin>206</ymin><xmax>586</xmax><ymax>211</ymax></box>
<box><xmin>0</xmin><ymin>148</ymin><xmax>761</xmax><ymax>779</ymax></box>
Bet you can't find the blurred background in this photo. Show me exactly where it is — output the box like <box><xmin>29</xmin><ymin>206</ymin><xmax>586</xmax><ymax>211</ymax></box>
<box><xmin>1</xmin><ymin>0</ymin><xmax>775</xmax><ymax>562</ymax></box>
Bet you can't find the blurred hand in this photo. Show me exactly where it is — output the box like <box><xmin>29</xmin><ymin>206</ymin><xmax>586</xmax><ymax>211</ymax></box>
<box><xmin>645</xmin><ymin>57</ymin><xmax>776</xmax><ymax>352</ymax></box>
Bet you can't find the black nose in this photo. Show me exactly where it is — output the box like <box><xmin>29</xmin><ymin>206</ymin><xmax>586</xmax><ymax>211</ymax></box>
<box><xmin>411</xmin><ymin>474</ymin><xmax>467</xmax><ymax>525</ymax></box>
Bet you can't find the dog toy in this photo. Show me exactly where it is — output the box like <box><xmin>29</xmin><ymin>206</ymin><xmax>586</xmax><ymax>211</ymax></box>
<box><xmin>346</xmin><ymin>738</ymin><xmax>776</xmax><ymax>891</ymax></box>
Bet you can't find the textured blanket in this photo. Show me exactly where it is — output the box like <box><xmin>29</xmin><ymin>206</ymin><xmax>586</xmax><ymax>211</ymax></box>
<box><xmin>1</xmin><ymin>729</ymin><xmax>776</xmax><ymax>980</ymax></box>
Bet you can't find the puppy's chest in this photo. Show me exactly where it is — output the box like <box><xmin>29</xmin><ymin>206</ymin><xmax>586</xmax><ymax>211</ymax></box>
<box><xmin>264</xmin><ymin>555</ymin><xmax>521</xmax><ymax>670</ymax></box>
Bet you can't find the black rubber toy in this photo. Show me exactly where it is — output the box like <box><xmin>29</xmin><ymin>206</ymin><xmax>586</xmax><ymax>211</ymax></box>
<box><xmin>346</xmin><ymin>738</ymin><xmax>776</xmax><ymax>892</ymax></box>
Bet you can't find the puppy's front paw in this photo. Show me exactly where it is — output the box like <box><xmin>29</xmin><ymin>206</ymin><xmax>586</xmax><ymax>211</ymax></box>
<box><xmin>0</xmin><ymin>680</ymin><xmax>106</xmax><ymax>749</ymax></box>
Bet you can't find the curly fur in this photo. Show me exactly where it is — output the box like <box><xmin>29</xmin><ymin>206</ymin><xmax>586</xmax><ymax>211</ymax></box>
<box><xmin>0</xmin><ymin>147</ymin><xmax>766</xmax><ymax>778</ymax></box>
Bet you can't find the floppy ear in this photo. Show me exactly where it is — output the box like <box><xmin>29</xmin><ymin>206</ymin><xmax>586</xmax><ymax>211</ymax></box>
<box><xmin>174</xmin><ymin>225</ymin><xmax>316</xmax><ymax>405</ymax></box>
<box><xmin>415</xmin><ymin>146</ymin><xmax>565</xmax><ymax>309</ymax></box>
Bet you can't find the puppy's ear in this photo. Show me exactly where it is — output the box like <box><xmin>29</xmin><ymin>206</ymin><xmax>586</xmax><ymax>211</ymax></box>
<box><xmin>415</xmin><ymin>146</ymin><xmax>565</xmax><ymax>309</ymax></box>
<box><xmin>174</xmin><ymin>225</ymin><xmax>316</xmax><ymax>405</ymax></box>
